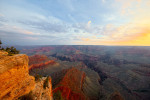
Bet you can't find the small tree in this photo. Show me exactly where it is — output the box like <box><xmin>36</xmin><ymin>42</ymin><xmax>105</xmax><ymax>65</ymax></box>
<box><xmin>1</xmin><ymin>48</ymin><xmax>4</xmax><ymax>50</ymax></box>
<box><xmin>0</xmin><ymin>40</ymin><xmax>2</xmax><ymax>49</ymax></box>
<box><xmin>0</xmin><ymin>40</ymin><xmax>20</xmax><ymax>55</ymax></box>
<box><xmin>6</xmin><ymin>47</ymin><xmax>10</xmax><ymax>53</ymax></box>
<box><xmin>4</xmin><ymin>46</ymin><xmax>20</xmax><ymax>56</ymax></box>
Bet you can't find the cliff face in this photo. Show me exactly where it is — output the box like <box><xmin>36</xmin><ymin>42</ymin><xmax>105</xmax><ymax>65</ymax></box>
<box><xmin>53</xmin><ymin>67</ymin><xmax>87</xmax><ymax>100</ymax></box>
<box><xmin>0</xmin><ymin>51</ymin><xmax>53</xmax><ymax>100</ymax></box>
<box><xmin>28</xmin><ymin>54</ymin><xmax>56</xmax><ymax>70</ymax></box>
<box><xmin>0</xmin><ymin>51</ymin><xmax>35</xmax><ymax>100</ymax></box>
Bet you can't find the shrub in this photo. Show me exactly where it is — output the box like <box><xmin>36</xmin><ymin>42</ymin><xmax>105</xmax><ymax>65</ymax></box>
<box><xmin>0</xmin><ymin>40</ymin><xmax>2</xmax><ymax>49</ymax></box>
<box><xmin>0</xmin><ymin>40</ymin><xmax>19</xmax><ymax>55</ymax></box>
<box><xmin>4</xmin><ymin>46</ymin><xmax>20</xmax><ymax>56</ymax></box>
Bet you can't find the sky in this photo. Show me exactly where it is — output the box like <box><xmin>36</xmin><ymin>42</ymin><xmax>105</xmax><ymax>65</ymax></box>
<box><xmin>0</xmin><ymin>0</ymin><xmax>150</xmax><ymax>46</ymax></box>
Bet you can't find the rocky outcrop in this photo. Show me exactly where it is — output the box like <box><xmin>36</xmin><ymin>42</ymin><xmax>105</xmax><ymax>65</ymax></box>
<box><xmin>29</xmin><ymin>60</ymin><xmax>56</xmax><ymax>70</ymax></box>
<box><xmin>53</xmin><ymin>67</ymin><xmax>87</xmax><ymax>100</ymax></box>
<box><xmin>0</xmin><ymin>51</ymin><xmax>53</xmax><ymax>100</ymax></box>
<box><xmin>28</xmin><ymin>54</ymin><xmax>56</xmax><ymax>70</ymax></box>
<box><xmin>0</xmin><ymin>50</ymin><xmax>8</xmax><ymax>56</ymax></box>
<box><xmin>0</xmin><ymin>51</ymin><xmax>35</xmax><ymax>100</ymax></box>
<box><xmin>32</xmin><ymin>77</ymin><xmax>53</xmax><ymax>100</ymax></box>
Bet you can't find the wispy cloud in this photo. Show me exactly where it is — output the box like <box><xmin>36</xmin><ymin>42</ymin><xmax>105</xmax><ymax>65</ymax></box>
<box><xmin>77</xmin><ymin>22</ymin><xmax>150</xmax><ymax>46</ymax></box>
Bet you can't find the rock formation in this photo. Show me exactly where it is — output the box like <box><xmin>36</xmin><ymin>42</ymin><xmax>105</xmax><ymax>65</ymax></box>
<box><xmin>28</xmin><ymin>54</ymin><xmax>56</xmax><ymax>70</ymax></box>
<box><xmin>53</xmin><ymin>67</ymin><xmax>87</xmax><ymax>100</ymax></box>
<box><xmin>32</xmin><ymin>77</ymin><xmax>53</xmax><ymax>100</ymax></box>
<box><xmin>0</xmin><ymin>51</ymin><xmax>53</xmax><ymax>100</ymax></box>
<box><xmin>0</xmin><ymin>51</ymin><xmax>35</xmax><ymax>100</ymax></box>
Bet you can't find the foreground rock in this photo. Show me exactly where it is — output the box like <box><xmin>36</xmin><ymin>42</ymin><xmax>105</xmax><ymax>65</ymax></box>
<box><xmin>0</xmin><ymin>51</ymin><xmax>53</xmax><ymax>100</ymax></box>
<box><xmin>0</xmin><ymin>51</ymin><xmax>35</xmax><ymax>100</ymax></box>
<box><xmin>32</xmin><ymin>77</ymin><xmax>52</xmax><ymax>100</ymax></box>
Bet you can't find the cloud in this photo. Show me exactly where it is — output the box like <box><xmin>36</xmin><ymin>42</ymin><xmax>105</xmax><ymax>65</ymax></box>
<box><xmin>76</xmin><ymin>22</ymin><xmax>150</xmax><ymax>46</ymax></box>
<box><xmin>0</xmin><ymin>15</ymin><xmax>7</xmax><ymax>22</ymax></box>
<box><xmin>102</xmin><ymin>0</ymin><xmax>106</xmax><ymax>3</ymax></box>
<box><xmin>81</xmin><ymin>38</ymin><xmax>91</xmax><ymax>42</ymax></box>
<box><xmin>0</xmin><ymin>13</ymin><xmax>4</xmax><ymax>17</ymax></box>
<box><xmin>15</xmin><ymin>12</ymin><xmax>71</xmax><ymax>34</ymax></box>
<box><xmin>103</xmin><ymin>14</ymin><xmax>116</xmax><ymax>21</ymax></box>
<box><xmin>72</xmin><ymin>22</ymin><xmax>102</xmax><ymax>34</ymax></box>
<box><xmin>19</xmin><ymin>20</ymin><xmax>69</xmax><ymax>33</ymax></box>
<box><xmin>25</xmin><ymin>37</ymin><xmax>39</xmax><ymax>40</ymax></box>
<box><xmin>0</xmin><ymin>24</ymin><xmax>40</xmax><ymax>35</ymax></box>
<box><xmin>114</xmin><ymin>0</ymin><xmax>149</xmax><ymax>17</ymax></box>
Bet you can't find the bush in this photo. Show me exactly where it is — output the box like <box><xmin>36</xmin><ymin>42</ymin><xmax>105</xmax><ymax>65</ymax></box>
<box><xmin>2</xmin><ymin>46</ymin><xmax>20</xmax><ymax>56</ymax></box>
<box><xmin>1</xmin><ymin>47</ymin><xmax>4</xmax><ymax>50</ymax></box>
<box><xmin>0</xmin><ymin>40</ymin><xmax>2</xmax><ymax>49</ymax></box>
<box><xmin>0</xmin><ymin>40</ymin><xmax>19</xmax><ymax>55</ymax></box>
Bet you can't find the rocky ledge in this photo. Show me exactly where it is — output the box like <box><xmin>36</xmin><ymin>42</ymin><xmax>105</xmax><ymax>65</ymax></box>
<box><xmin>0</xmin><ymin>51</ymin><xmax>35</xmax><ymax>100</ymax></box>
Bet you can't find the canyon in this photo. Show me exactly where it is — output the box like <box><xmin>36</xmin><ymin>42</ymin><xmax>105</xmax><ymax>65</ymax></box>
<box><xmin>1</xmin><ymin>45</ymin><xmax>150</xmax><ymax>100</ymax></box>
<box><xmin>21</xmin><ymin>45</ymin><xmax>150</xmax><ymax>100</ymax></box>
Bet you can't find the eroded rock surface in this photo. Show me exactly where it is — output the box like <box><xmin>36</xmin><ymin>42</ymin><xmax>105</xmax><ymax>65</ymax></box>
<box><xmin>0</xmin><ymin>51</ymin><xmax>35</xmax><ymax>100</ymax></box>
<box><xmin>32</xmin><ymin>77</ymin><xmax>53</xmax><ymax>100</ymax></box>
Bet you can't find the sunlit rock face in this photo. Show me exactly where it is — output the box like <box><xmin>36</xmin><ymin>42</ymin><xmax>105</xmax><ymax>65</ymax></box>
<box><xmin>32</xmin><ymin>77</ymin><xmax>53</xmax><ymax>100</ymax></box>
<box><xmin>0</xmin><ymin>51</ymin><xmax>35</xmax><ymax>100</ymax></box>
<box><xmin>0</xmin><ymin>50</ymin><xmax>8</xmax><ymax>56</ymax></box>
